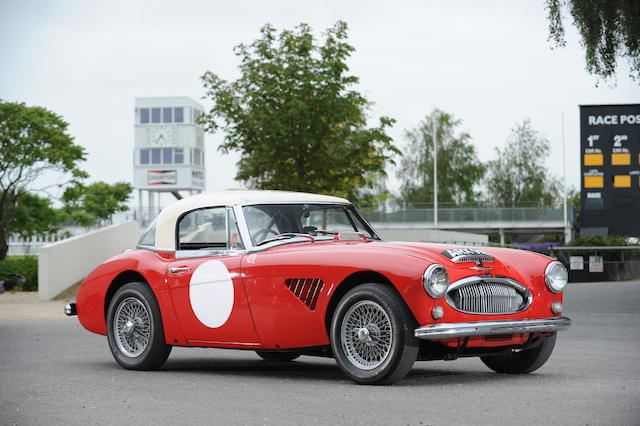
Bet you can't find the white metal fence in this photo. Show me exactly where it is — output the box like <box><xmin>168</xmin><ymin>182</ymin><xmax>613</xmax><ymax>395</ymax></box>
<box><xmin>8</xmin><ymin>234</ymin><xmax>69</xmax><ymax>256</ymax></box>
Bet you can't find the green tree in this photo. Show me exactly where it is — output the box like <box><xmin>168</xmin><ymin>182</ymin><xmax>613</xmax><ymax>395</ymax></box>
<box><xmin>397</xmin><ymin>109</ymin><xmax>485</xmax><ymax>206</ymax></box>
<box><xmin>6</xmin><ymin>192</ymin><xmax>66</xmax><ymax>240</ymax></box>
<box><xmin>62</xmin><ymin>181</ymin><xmax>133</xmax><ymax>226</ymax></box>
<box><xmin>484</xmin><ymin>120</ymin><xmax>560</xmax><ymax>207</ymax></box>
<box><xmin>0</xmin><ymin>101</ymin><xmax>86</xmax><ymax>261</ymax></box>
<box><xmin>546</xmin><ymin>0</ymin><xmax>640</xmax><ymax>82</ymax></box>
<box><xmin>200</xmin><ymin>21</ymin><xmax>399</xmax><ymax>201</ymax></box>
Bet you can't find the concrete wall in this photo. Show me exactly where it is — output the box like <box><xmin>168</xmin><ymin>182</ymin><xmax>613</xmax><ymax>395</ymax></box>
<box><xmin>38</xmin><ymin>221</ymin><xmax>140</xmax><ymax>300</ymax></box>
<box><xmin>375</xmin><ymin>227</ymin><xmax>489</xmax><ymax>244</ymax></box>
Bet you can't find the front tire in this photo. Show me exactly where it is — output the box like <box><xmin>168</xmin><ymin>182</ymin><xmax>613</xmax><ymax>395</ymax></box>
<box><xmin>330</xmin><ymin>283</ymin><xmax>419</xmax><ymax>385</ymax></box>
<box><xmin>106</xmin><ymin>282</ymin><xmax>172</xmax><ymax>370</ymax></box>
<box><xmin>481</xmin><ymin>333</ymin><xmax>557</xmax><ymax>374</ymax></box>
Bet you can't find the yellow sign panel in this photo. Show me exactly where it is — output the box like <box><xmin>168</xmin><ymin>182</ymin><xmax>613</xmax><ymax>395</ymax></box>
<box><xmin>611</xmin><ymin>152</ymin><xmax>631</xmax><ymax>165</ymax></box>
<box><xmin>583</xmin><ymin>153</ymin><xmax>603</xmax><ymax>166</ymax></box>
<box><xmin>613</xmin><ymin>175</ymin><xmax>631</xmax><ymax>188</ymax></box>
<box><xmin>584</xmin><ymin>175</ymin><xmax>604</xmax><ymax>188</ymax></box>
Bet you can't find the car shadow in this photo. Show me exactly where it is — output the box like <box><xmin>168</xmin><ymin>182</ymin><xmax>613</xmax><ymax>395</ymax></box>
<box><xmin>102</xmin><ymin>355</ymin><xmax>566</xmax><ymax>386</ymax></box>
<box><xmin>158</xmin><ymin>357</ymin><xmax>347</xmax><ymax>382</ymax></box>
<box><xmin>402</xmin><ymin>366</ymin><xmax>565</xmax><ymax>387</ymax></box>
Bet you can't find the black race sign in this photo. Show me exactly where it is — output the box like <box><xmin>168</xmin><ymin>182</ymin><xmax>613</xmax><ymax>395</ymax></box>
<box><xmin>580</xmin><ymin>104</ymin><xmax>640</xmax><ymax>237</ymax></box>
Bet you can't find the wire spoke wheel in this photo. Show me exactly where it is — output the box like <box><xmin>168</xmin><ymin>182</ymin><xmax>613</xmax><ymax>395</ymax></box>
<box><xmin>340</xmin><ymin>300</ymin><xmax>393</xmax><ymax>370</ymax></box>
<box><xmin>114</xmin><ymin>297</ymin><xmax>151</xmax><ymax>357</ymax></box>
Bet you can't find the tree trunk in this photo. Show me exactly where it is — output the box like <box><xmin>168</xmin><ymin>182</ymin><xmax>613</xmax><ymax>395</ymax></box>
<box><xmin>0</xmin><ymin>228</ymin><xmax>8</xmax><ymax>262</ymax></box>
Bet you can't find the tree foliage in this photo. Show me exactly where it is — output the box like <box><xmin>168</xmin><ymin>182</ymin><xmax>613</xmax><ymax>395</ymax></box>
<box><xmin>397</xmin><ymin>110</ymin><xmax>485</xmax><ymax>206</ymax></box>
<box><xmin>200</xmin><ymin>21</ymin><xmax>399</xmax><ymax>201</ymax></box>
<box><xmin>484</xmin><ymin>120</ymin><xmax>560</xmax><ymax>207</ymax></box>
<box><xmin>62</xmin><ymin>181</ymin><xmax>132</xmax><ymax>226</ymax></box>
<box><xmin>0</xmin><ymin>101</ymin><xmax>86</xmax><ymax>260</ymax></box>
<box><xmin>5</xmin><ymin>192</ymin><xmax>65</xmax><ymax>239</ymax></box>
<box><xmin>546</xmin><ymin>0</ymin><xmax>640</xmax><ymax>82</ymax></box>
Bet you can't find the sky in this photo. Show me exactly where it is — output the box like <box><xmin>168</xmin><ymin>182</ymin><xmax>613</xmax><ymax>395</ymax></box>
<box><xmin>1</xmin><ymin>0</ymin><xmax>638</xmax><ymax>207</ymax></box>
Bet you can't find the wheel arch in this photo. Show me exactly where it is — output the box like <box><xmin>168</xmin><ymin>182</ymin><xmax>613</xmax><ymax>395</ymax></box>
<box><xmin>103</xmin><ymin>270</ymin><xmax>184</xmax><ymax>345</ymax></box>
<box><xmin>104</xmin><ymin>270</ymin><xmax>149</xmax><ymax>320</ymax></box>
<box><xmin>324</xmin><ymin>270</ymin><xmax>417</xmax><ymax>336</ymax></box>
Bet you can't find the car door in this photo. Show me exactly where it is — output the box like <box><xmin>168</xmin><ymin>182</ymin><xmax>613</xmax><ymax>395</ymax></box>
<box><xmin>166</xmin><ymin>206</ymin><xmax>260</xmax><ymax>347</ymax></box>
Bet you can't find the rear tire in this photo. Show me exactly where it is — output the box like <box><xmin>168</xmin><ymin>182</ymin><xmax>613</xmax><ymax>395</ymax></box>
<box><xmin>106</xmin><ymin>282</ymin><xmax>172</xmax><ymax>370</ymax></box>
<box><xmin>255</xmin><ymin>351</ymin><xmax>301</xmax><ymax>362</ymax></box>
<box><xmin>330</xmin><ymin>283</ymin><xmax>419</xmax><ymax>385</ymax></box>
<box><xmin>481</xmin><ymin>333</ymin><xmax>557</xmax><ymax>374</ymax></box>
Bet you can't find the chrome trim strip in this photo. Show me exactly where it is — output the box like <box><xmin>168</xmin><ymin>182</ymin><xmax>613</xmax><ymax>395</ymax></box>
<box><xmin>186</xmin><ymin>340</ymin><xmax>261</xmax><ymax>346</ymax></box>
<box><xmin>445</xmin><ymin>276</ymin><xmax>533</xmax><ymax>315</ymax></box>
<box><xmin>174</xmin><ymin>248</ymin><xmax>248</xmax><ymax>259</ymax></box>
<box><xmin>414</xmin><ymin>317</ymin><xmax>571</xmax><ymax>340</ymax></box>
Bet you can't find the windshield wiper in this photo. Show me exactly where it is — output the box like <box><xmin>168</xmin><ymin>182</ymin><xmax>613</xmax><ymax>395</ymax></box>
<box><xmin>256</xmin><ymin>233</ymin><xmax>316</xmax><ymax>246</ymax></box>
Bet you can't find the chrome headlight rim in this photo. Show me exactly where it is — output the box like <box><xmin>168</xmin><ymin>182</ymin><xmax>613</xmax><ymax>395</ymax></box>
<box><xmin>545</xmin><ymin>260</ymin><xmax>568</xmax><ymax>293</ymax></box>
<box><xmin>423</xmin><ymin>264</ymin><xmax>450</xmax><ymax>298</ymax></box>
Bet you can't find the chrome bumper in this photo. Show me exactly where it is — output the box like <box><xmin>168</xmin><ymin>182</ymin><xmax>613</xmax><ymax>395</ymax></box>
<box><xmin>414</xmin><ymin>317</ymin><xmax>571</xmax><ymax>341</ymax></box>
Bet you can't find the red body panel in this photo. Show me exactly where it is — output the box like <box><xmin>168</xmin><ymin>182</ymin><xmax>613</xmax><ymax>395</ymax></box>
<box><xmin>75</xmin><ymin>240</ymin><xmax>563</xmax><ymax>350</ymax></box>
<box><xmin>166</xmin><ymin>255</ymin><xmax>260</xmax><ymax>348</ymax></box>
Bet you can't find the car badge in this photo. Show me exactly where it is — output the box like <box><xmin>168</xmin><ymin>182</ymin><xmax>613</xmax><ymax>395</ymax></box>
<box><xmin>441</xmin><ymin>248</ymin><xmax>494</xmax><ymax>264</ymax></box>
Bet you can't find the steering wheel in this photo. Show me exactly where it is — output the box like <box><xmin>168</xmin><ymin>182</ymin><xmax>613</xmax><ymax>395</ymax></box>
<box><xmin>252</xmin><ymin>227</ymin><xmax>279</xmax><ymax>243</ymax></box>
<box><xmin>251</xmin><ymin>216</ymin><xmax>279</xmax><ymax>243</ymax></box>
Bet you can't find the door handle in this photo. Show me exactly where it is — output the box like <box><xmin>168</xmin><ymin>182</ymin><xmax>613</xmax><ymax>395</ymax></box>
<box><xmin>169</xmin><ymin>267</ymin><xmax>190</xmax><ymax>273</ymax></box>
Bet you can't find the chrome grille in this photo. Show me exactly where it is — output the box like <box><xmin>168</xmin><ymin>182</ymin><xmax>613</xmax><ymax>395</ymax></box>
<box><xmin>446</xmin><ymin>278</ymin><xmax>531</xmax><ymax>315</ymax></box>
<box><xmin>450</xmin><ymin>254</ymin><xmax>494</xmax><ymax>264</ymax></box>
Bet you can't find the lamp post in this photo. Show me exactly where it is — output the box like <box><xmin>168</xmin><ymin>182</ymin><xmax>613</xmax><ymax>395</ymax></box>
<box><xmin>433</xmin><ymin>113</ymin><xmax>438</xmax><ymax>229</ymax></box>
<box><xmin>562</xmin><ymin>112</ymin><xmax>569</xmax><ymax>243</ymax></box>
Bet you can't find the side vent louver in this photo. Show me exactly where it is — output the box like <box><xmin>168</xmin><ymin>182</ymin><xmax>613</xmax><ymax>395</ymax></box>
<box><xmin>285</xmin><ymin>278</ymin><xmax>324</xmax><ymax>310</ymax></box>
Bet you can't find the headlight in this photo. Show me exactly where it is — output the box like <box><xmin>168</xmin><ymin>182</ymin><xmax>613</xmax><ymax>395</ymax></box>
<box><xmin>423</xmin><ymin>264</ymin><xmax>449</xmax><ymax>298</ymax></box>
<box><xmin>545</xmin><ymin>261</ymin><xmax>568</xmax><ymax>293</ymax></box>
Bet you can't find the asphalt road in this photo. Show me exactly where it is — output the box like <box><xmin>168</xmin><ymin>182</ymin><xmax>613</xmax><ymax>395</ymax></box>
<box><xmin>1</xmin><ymin>282</ymin><xmax>639</xmax><ymax>426</ymax></box>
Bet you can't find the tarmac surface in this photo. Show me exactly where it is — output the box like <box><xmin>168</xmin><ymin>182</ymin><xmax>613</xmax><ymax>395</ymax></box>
<box><xmin>1</xmin><ymin>281</ymin><xmax>639</xmax><ymax>425</ymax></box>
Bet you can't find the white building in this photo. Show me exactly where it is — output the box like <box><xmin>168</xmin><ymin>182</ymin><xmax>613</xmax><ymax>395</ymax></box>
<box><xmin>133</xmin><ymin>96</ymin><xmax>206</xmax><ymax>217</ymax></box>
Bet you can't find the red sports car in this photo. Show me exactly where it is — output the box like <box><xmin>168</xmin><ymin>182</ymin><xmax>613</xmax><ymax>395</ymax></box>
<box><xmin>66</xmin><ymin>190</ymin><xmax>571</xmax><ymax>385</ymax></box>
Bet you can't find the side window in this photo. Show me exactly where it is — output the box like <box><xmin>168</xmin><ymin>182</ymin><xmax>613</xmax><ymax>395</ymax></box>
<box><xmin>138</xmin><ymin>218</ymin><xmax>158</xmax><ymax>247</ymax></box>
<box><xmin>177</xmin><ymin>207</ymin><xmax>245</xmax><ymax>251</ymax></box>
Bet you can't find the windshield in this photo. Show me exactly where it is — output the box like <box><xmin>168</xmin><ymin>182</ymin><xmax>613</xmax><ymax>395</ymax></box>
<box><xmin>242</xmin><ymin>204</ymin><xmax>378</xmax><ymax>246</ymax></box>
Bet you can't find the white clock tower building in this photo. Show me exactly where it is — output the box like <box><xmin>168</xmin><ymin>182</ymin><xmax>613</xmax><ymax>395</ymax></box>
<box><xmin>133</xmin><ymin>96</ymin><xmax>206</xmax><ymax>220</ymax></box>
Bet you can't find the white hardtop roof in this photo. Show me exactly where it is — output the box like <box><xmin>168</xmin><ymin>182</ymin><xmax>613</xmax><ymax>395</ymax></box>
<box><xmin>154</xmin><ymin>190</ymin><xmax>350</xmax><ymax>250</ymax></box>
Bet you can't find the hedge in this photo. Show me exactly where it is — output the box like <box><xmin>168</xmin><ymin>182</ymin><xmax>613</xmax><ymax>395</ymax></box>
<box><xmin>0</xmin><ymin>256</ymin><xmax>38</xmax><ymax>291</ymax></box>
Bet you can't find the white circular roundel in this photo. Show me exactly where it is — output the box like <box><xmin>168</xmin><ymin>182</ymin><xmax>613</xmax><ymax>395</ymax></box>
<box><xmin>189</xmin><ymin>260</ymin><xmax>234</xmax><ymax>328</ymax></box>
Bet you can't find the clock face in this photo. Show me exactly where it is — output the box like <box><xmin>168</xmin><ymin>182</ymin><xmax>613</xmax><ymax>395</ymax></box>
<box><xmin>148</xmin><ymin>126</ymin><xmax>175</xmax><ymax>147</ymax></box>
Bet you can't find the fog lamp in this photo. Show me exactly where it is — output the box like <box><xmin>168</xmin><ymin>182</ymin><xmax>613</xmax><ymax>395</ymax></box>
<box><xmin>432</xmin><ymin>305</ymin><xmax>444</xmax><ymax>320</ymax></box>
<box><xmin>551</xmin><ymin>302</ymin><xmax>563</xmax><ymax>314</ymax></box>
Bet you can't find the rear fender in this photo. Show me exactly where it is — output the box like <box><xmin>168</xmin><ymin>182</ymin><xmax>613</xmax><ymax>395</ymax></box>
<box><xmin>76</xmin><ymin>251</ymin><xmax>185</xmax><ymax>345</ymax></box>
